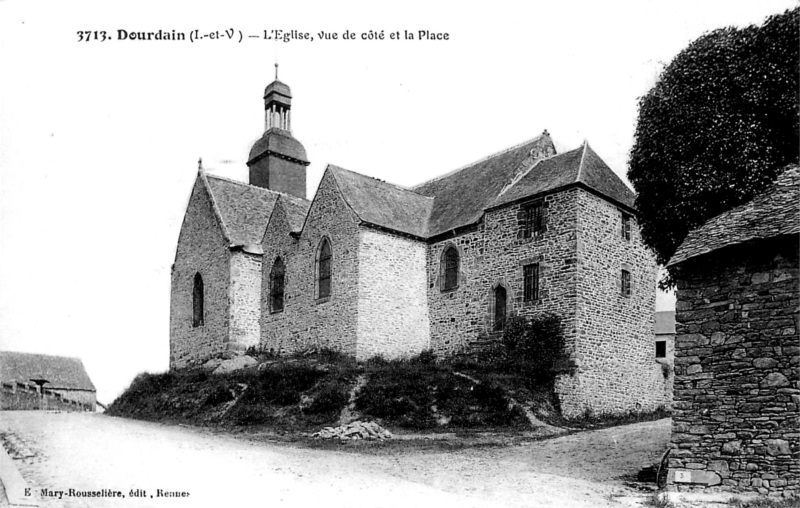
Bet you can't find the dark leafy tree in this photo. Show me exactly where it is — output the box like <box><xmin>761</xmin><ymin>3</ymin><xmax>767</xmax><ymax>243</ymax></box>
<box><xmin>627</xmin><ymin>8</ymin><xmax>799</xmax><ymax>288</ymax></box>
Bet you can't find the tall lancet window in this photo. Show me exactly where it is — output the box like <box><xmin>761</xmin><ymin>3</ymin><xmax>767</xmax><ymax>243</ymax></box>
<box><xmin>192</xmin><ymin>272</ymin><xmax>204</xmax><ymax>327</ymax></box>
<box><xmin>317</xmin><ymin>238</ymin><xmax>332</xmax><ymax>299</ymax></box>
<box><xmin>270</xmin><ymin>257</ymin><xmax>286</xmax><ymax>313</ymax></box>
<box><xmin>441</xmin><ymin>246</ymin><xmax>460</xmax><ymax>291</ymax></box>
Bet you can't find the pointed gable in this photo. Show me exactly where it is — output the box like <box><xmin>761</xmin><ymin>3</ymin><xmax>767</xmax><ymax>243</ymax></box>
<box><xmin>491</xmin><ymin>142</ymin><xmax>635</xmax><ymax>210</ymax></box>
<box><xmin>576</xmin><ymin>143</ymin><xmax>636</xmax><ymax>209</ymax></box>
<box><xmin>202</xmin><ymin>173</ymin><xmax>308</xmax><ymax>247</ymax></box>
<box><xmin>413</xmin><ymin>133</ymin><xmax>556</xmax><ymax>237</ymax></box>
<box><xmin>328</xmin><ymin>165</ymin><xmax>433</xmax><ymax>239</ymax></box>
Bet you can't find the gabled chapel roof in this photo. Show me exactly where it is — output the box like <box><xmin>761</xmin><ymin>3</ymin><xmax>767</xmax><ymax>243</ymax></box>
<box><xmin>0</xmin><ymin>351</ymin><xmax>96</xmax><ymax>391</ymax></box>
<box><xmin>490</xmin><ymin>142</ymin><xmax>636</xmax><ymax>210</ymax></box>
<box><xmin>328</xmin><ymin>165</ymin><xmax>434</xmax><ymax>239</ymax></box>
<box><xmin>203</xmin><ymin>173</ymin><xmax>309</xmax><ymax>247</ymax></box>
<box><xmin>321</xmin><ymin>134</ymin><xmax>635</xmax><ymax>240</ymax></box>
<box><xmin>668</xmin><ymin>165</ymin><xmax>800</xmax><ymax>267</ymax></box>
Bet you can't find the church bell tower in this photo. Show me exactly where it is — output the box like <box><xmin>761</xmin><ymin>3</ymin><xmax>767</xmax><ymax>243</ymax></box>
<box><xmin>247</xmin><ymin>65</ymin><xmax>309</xmax><ymax>199</ymax></box>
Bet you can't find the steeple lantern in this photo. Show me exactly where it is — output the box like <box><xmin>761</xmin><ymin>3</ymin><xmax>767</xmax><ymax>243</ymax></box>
<box><xmin>247</xmin><ymin>65</ymin><xmax>310</xmax><ymax>198</ymax></box>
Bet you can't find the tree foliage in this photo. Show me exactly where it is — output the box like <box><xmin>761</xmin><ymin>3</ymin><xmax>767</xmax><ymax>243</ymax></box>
<box><xmin>627</xmin><ymin>8</ymin><xmax>799</xmax><ymax>287</ymax></box>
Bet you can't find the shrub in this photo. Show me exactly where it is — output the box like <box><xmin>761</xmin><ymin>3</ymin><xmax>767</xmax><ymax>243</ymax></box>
<box><xmin>303</xmin><ymin>382</ymin><xmax>351</xmax><ymax>415</ymax></box>
<box><xmin>239</xmin><ymin>364</ymin><xmax>326</xmax><ymax>406</ymax></box>
<box><xmin>498</xmin><ymin>313</ymin><xmax>567</xmax><ymax>385</ymax></box>
<box><xmin>204</xmin><ymin>384</ymin><xmax>234</xmax><ymax>406</ymax></box>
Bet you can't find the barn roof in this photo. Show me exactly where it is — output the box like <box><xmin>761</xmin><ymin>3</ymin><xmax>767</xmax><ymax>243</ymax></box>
<box><xmin>0</xmin><ymin>351</ymin><xmax>95</xmax><ymax>391</ymax></box>
<box><xmin>668</xmin><ymin>165</ymin><xmax>800</xmax><ymax>267</ymax></box>
<box><xmin>203</xmin><ymin>173</ymin><xmax>309</xmax><ymax>247</ymax></box>
<box><xmin>329</xmin><ymin>165</ymin><xmax>433</xmax><ymax>239</ymax></box>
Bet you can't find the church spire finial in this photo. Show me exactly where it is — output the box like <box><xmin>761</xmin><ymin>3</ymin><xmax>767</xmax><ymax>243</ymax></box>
<box><xmin>198</xmin><ymin>157</ymin><xmax>203</xmax><ymax>170</ymax></box>
<box><xmin>274</xmin><ymin>62</ymin><xmax>278</xmax><ymax>81</ymax></box>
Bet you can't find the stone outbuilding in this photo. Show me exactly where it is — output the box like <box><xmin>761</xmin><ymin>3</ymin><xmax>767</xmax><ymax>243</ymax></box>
<box><xmin>0</xmin><ymin>351</ymin><xmax>96</xmax><ymax>411</ymax></box>
<box><xmin>171</xmin><ymin>76</ymin><xmax>668</xmax><ymax>418</ymax></box>
<box><xmin>666</xmin><ymin>166</ymin><xmax>799</xmax><ymax>497</ymax></box>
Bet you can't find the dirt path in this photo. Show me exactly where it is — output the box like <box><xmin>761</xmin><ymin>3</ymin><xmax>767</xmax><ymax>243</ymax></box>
<box><xmin>0</xmin><ymin>412</ymin><xmax>669</xmax><ymax>508</ymax></box>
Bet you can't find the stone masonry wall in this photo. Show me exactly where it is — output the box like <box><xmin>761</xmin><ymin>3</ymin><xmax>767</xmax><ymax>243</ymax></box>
<box><xmin>170</xmin><ymin>177</ymin><xmax>231</xmax><ymax>368</ymax></box>
<box><xmin>260</xmin><ymin>173</ymin><xmax>360</xmax><ymax>355</ymax></box>
<box><xmin>669</xmin><ymin>236</ymin><xmax>799</xmax><ymax>497</ymax></box>
<box><xmin>229</xmin><ymin>250</ymin><xmax>262</xmax><ymax>351</ymax></box>
<box><xmin>427</xmin><ymin>189</ymin><xmax>580</xmax><ymax>360</ymax></box>
<box><xmin>1</xmin><ymin>383</ymin><xmax>95</xmax><ymax>411</ymax></box>
<box><xmin>357</xmin><ymin>228</ymin><xmax>430</xmax><ymax>360</ymax></box>
<box><xmin>560</xmin><ymin>189</ymin><xmax>665</xmax><ymax>418</ymax></box>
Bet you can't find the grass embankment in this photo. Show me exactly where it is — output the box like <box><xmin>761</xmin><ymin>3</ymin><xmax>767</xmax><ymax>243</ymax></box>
<box><xmin>109</xmin><ymin>316</ymin><xmax>669</xmax><ymax>433</ymax></box>
<box><xmin>108</xmin><ymin>347</ymin><xmax>668</xmax><ymax>434</ymax></box>
<box><xmin>106</xmin><ymin>349</ymin><xmax>562</xmax><ymax>432</ymax></box>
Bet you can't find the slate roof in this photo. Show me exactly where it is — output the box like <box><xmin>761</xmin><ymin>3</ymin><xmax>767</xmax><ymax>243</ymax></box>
<box><xmin>248</xmin><ymin>128</ymin><xmax>308</xmax><ymax>164</ymax></box>
<box><xmin>319</xmin><ymin>135</ymin><xmax>634</xmax><ymax>240</ymax></box>
<box><xmin>280</xmin><ymin>193</ymin><xmax>311</xmax><ymax>233</ymax></box>
<box><xmin>668</xmin><ymin>166</ymin><xmax>800</xmax><ymax>267</ymax></box>
<box><xmin>655</xmin><ymin>311</ymin><xmax>676</xmax><ymax>335</ymax></box>
<box><xmin>0</xmin><ymin>351</ymin><xmax>95</xmax><ymax>391</ymax></box>
<box><xmin>329</xmin><ymin>165</ymin><xmax>434</xmax><ymax>239</ymax></box>
<box><xmin>412</xmin><ymin>133</ymin><xmax>555</xmax><ymax>237</ymax></box>
<box><xmin>204</xmin><ymin>173</ymin><xmax>279</xmax><ymax>247</ymax></box>
<box><xmin>491</xmin><ymin>142</ymin><xmax>636</xmax><ymax>210</ymax></box>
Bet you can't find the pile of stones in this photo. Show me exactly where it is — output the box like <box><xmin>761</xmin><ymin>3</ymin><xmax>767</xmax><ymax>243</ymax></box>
<box><xmin>312</xmin><ymin>421</ymin><xmax>392</xmax><ymax>440</ymax></box>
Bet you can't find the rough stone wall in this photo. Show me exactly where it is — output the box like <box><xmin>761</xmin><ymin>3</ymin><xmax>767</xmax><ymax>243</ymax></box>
<box><xmin>260</xmin><ymin>173</ymin><xmax>360</xmax><ymax>355</ymax></box>
<box><xmin>560</xmin><ymin>189</ymin><xmax>665</xmax><ymax>418</ymax></box>
<box><xmin>426</xmin><ymin>189</ymin><xmax>580</xmax><ymax>358</ymax></box>
<box><xmin>669</xmin><ymin>236</ymin><xmax>799</xmax><ymax>497</ymax></box>
<box><xmin>170</xmin><ymin>177</ymin><xmax>231</xmax><ymax>368</ymax></box>
<box><xmin>1</xmin><ymin>384</ymin><xmax>95</xmax><ymax>411</ymax></box>
<box><xmin>357</xmin><ymin>228</ymin><xmax>430</xmax><ymax>360</ymax></box>
<box><xmin>229</xmin><ymin>250</ymin><xmax>262</xmax><ymax>351</ymax></box>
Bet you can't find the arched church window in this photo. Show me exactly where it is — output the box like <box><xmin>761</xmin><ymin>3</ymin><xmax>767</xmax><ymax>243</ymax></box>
<box><xmin>441</xmin><ymin>246</ymin><xmax>459</xmax><ymax>291</ymax></box>
<box><xmin>317</xmin><ymin>238</ymin><xmax>332</xmax><ymax>299</ymax></box>
<box><xmin>192</xmin><ymin>272</ymin><xmax>204</xmax><ymax>327</ymax></box>
<box><xmin>270</xmin><ymin>257</ymin><xmax>285</xmax><ymax>313</ymax></box>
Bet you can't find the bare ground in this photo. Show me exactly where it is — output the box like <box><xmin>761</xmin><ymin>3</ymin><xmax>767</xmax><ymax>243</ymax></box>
<box><xmin>0</xmin><ymin>411</ymin><xmax>670</xmax><ymax>508</ymax></box>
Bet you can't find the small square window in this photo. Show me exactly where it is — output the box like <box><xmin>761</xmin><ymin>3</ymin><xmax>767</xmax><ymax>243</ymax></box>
<box><xmin>655</xmin><ymin>340</ymin><xmax>666</xmax><ymax>358</ymax></box>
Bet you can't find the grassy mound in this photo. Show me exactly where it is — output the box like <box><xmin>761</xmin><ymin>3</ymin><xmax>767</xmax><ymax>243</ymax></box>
<box><xmin>107</xmin><ymin>350</ymin><xmax>542</xmax><ymax>431</ymax></box>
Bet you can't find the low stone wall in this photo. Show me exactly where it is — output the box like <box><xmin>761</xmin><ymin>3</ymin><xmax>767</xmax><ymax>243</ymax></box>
<box><xmin>1</xmin><ymin>383</ymin><xmax>95</xmax><ymax>412</ymax></box>
<box><xmin>669</xmin><ymin>236</ymin><xmax>799</xmax><ymax>497</ymax></box>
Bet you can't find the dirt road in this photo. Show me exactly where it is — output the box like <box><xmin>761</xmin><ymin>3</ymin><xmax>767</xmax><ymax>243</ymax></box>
<box><xmin>0</xmin><ymin>412</ymin><xmax>669</xmax><ymax>508</ymax></box>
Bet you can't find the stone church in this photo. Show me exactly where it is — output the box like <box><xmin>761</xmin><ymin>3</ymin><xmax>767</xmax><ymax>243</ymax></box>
<box><xmin>170</xmin><ymin>77</ymin><xmax>668</xmax><ymax>417</ymax></box>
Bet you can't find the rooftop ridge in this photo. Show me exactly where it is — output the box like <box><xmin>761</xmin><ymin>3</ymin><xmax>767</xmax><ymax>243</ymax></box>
<box><xmin>411</xmin><ymin>132</ymin><xmax>547</xmax><ymax>191</ymax></box>
<box><xmin>576</xmin><ymin>140</ymin><xmax>589</xmax><ymax>183</ymax></box>
<box><xmin>205</xmin><ymin>172</ymin><xmax>311</xmax><ymax>203</ymax></box>
<box><xmin>327</xmin><ymin>164</ymin><xmax>434</xmax><ymax>200</ymax></box>
<box><xmin>200</xmin><ymin>172</ymin><xmax>233</xmax><ymax>243</ymax></box>
<box><xmin>0</xmin><ymin>350</ymin><xmax>83</xmax><ymax>361</ymax></box>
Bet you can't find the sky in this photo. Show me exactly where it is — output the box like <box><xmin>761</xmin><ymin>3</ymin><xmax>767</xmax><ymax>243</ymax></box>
<box><xmin>0</xmin><ymin>0</ymin><xmax>795</xmax><ymax>405</ymax></box>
